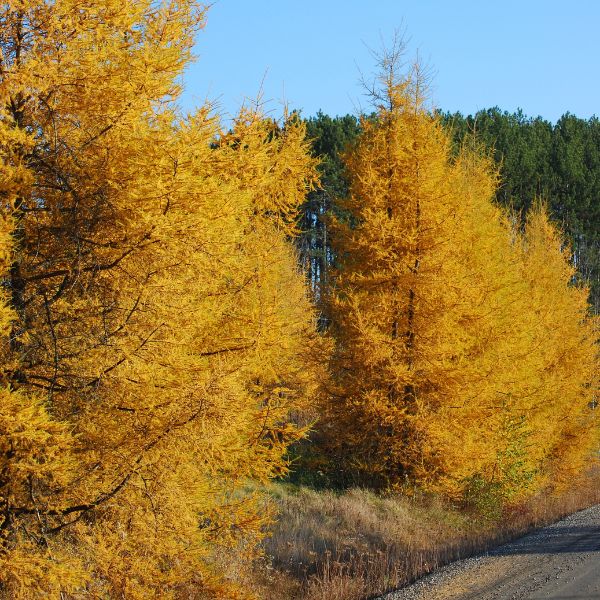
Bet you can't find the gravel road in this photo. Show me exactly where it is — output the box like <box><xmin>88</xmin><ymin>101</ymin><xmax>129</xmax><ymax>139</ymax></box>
<box><xmin>381</xmin><ymin>504</ymin><xmax>600</xmax><ymax>600</ymax></box>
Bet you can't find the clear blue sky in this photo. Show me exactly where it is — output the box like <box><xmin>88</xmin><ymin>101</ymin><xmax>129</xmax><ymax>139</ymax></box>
<box><xmin>181</xmin><ymin>0</ymin><xmax>600</xmax><ymax>123</ymax></box>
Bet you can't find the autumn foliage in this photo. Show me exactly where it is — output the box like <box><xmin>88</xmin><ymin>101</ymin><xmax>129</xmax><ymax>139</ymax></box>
<box><xmin>321</xmin><ymin>57</ymin><xmax>599</xmax><ymax>503</ymax></box>
<box><xmin>0</xmin><ymin>3</ymin><xmax>598</xmax><ymax>598</ymax></box>
<box><xmin>0</xmin><ymin>1</ymin><xmax>321</xmax><ymax>598</ymax></box>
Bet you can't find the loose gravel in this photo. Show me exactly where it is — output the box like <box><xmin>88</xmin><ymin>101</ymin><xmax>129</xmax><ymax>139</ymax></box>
<box><xmin>380</xmin><ymin>504</ymin><xmax>600</xmax><ymax>600</ymax></box>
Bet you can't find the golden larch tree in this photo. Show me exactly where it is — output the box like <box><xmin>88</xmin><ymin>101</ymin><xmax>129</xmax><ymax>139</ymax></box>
<box><xmin>323</xmin><ymin>58</ymin><xmax>549</xmax><ymax>500</ymax></box>
<box><xmin>514</xmin><ymin>205</ymin><xmax>599</xmax><ymax>490</ymax></box>
<box><xmin>0</xmin><ymin>1</ymin><xmax>320</xmax><ymax>597</ymax></box>
<box><xmin>0</xmin><ymin>204</ymin><xmax>83</xmax><ymax>594</ymax></box>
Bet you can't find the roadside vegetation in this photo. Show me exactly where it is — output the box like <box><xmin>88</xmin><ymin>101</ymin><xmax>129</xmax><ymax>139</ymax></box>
<box><xmin>251</xmin><ymin>475</ymin><xmax>600</xmax><ymax>599</ymax></box>
<box><xmin>0</xmin><ymin>3</ymin><xmax>597</xmax><ymax>599</ymax></box>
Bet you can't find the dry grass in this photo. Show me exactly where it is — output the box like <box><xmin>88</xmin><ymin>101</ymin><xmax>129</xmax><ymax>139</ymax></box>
<box><xmin>250</xmin><ymin>471</ymin><xmax>600</xmax><ymax>600</ymax></box>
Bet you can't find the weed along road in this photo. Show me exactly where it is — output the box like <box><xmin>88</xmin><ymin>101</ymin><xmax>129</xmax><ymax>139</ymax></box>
<box><xmin>383</xmin><ymin>505</ymin><xmax>600</xmax><ymax>600</ymax></box>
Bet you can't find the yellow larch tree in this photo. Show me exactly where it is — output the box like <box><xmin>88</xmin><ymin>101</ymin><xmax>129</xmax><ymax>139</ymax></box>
<box><xmin>0</xmin><ymin>1</ymin><xmax>320</xmax><ymax>597</ymax></box>
<box><xmin>322</xmin><ymin>56</ymin><xmax>544</xmax><ymax>500</ymax></box>
<box><xmin>215</xmin><ymin>109</ymin><xmax>325</xmax><ymax>446</ymax></box>
<box><xmin>514</xmin><ymin>205</ymin><xmax>599</xmax><ymax>491</ymax></box>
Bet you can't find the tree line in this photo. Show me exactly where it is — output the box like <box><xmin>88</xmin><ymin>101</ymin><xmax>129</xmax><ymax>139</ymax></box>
<box><xmin>300</xmin><ymin>107</ymin><xmax>600</xmax><ymax>312</ymax></box>
<box><xmin>0</xmin><ymin>3</ymin><xmax>597</xmax><ymax>598</ymax></box>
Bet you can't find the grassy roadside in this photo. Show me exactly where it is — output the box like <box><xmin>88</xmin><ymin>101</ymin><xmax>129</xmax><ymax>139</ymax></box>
<box><xmin>249</xmin><ymin>471</ymin><xmax>600</xmax><ymax>599</ymax></box>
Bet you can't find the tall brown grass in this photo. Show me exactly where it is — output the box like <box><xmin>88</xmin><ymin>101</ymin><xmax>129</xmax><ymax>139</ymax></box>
<box><xmin>251</xmin><ymin>470</ymin><xmax>600</xmax><ymax>600</ymax></box>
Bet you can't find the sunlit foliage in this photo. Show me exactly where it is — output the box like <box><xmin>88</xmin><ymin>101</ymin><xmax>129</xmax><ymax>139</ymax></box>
<box><xmin>0</xmin><ymin>3</ymin><xmax>597</xmax><ymax>595</ymax></box>
<box><xmin>322</xmin><ymin>55</ymin><xmax>599</xmax><ymax>502</ymax></box>
<box><xmin>0</xmin><ymin>1</ymin><xmax>320</xmax><ymax>597</ymax></box>
<box><xmin>515</xmin><ymin>206</ymin><xmax>599</xmax><ymax>490</ymax></box>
